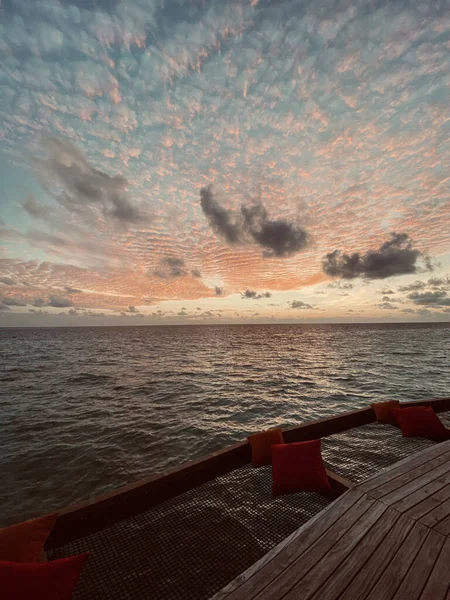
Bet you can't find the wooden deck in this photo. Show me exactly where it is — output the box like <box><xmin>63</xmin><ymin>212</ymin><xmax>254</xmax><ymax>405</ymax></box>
<box><xmin>212</xmin><ymin>440</ymin><xmax>450</xmax><ymax>600</ymax></box>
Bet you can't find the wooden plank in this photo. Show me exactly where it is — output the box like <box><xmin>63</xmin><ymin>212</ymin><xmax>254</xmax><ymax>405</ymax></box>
<box><xmin>339</xmin><ymin>512</ymin><xmax>415</xmax><ymax>600</ymax></box>
<box><xmin>365</xmin><ymin>521</ymin><xmax>429</xmax><ymax>600</ymax></box>
<box><xmin>417</xmin><ymin>488</ymin><xmax>450</xmax><ymax>528</ymax></box>
<box><xmin>326</xmin><ymin>470</ymin><xmax>354</xmax><ymax>497</ymax></box>
<box><xmin>307</xmin><ymin>506</ymin><xmax>400</xmax><ymax>600</ymax></box>
<box><xmin>362</xmin><ymin>448</ymin><xmax>450</xmax><ymax>500</ymax></box>
<box><xmin>378</xmin><ymin>457</ymin><xmax>450</xmax><ymax>507</ymax></box>
<box><xmin>223</xmin><ymin>491</ymin><xmax>371</xmax><ymax>600</ymax></box>
<box><xmin>246</xmin><ymin>495</ymin><xmax>379</xmax><ymax>600</ymax></box>
<box><xmin>281</xmin><ymin>502</ymin><xmax>387</xmax><ymax>600</ymax></box>
<box><xmin>394</xmin><ymin>479</ymin><xmax>450</xmax><ymax>517</ymax></box>
<box><xmin>392</xmin><ymin>529</ymin><xmax>445</xmax><ymax>600</ymax></box>
<box><xmin>419</xmin><ymin>537</ymin><xmax>450</xmax><ymax>600</ymax></box>
<box><xmin>357</xmin><ymin>442</ymin><xmax>450</xmax><ymax>496</ymax></box>
<box><xmin>210</xmin><ymin>492</ymin><xmax>357</xmax><ymax>600</ymax></box>
<box><xmin>433</xmin><ymin>513</ymin><xmax>450</xmax><ymax>537</ymax></box>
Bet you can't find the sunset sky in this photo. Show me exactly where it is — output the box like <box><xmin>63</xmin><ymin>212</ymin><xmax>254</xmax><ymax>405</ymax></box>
<box><xmin>0</xmin><ymin>0</ymin><xmax>449</xmax><ymax>326</ymax></box>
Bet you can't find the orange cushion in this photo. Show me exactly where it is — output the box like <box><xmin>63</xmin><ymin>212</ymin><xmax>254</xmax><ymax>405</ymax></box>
<box><xmin>0</xmin><ymin>553</ymin><xmax>89</xmax><ymax>600</ymax></box>
<box><xmin>248</xmin><ymin>428</ymin><xmax>284</xmax><ymax>467</ymax></box>
<box><xmin>393</xmin><ymin>406</ymin><xmax>449</xmax><ymax>442</ymax></box>
<box><xmin>272</xmin><ymin>439</ymin><xmax>332</xmax><ymax>497</ymax></box>
<box><xmin>371</xmin><ymin>400</ymin><xmax>400</xmax><ymax>425</ymax></box>
<box><xmin>0</xmin><ymin>514</ymin><xmax>57</xmax><ymax>563</ymax></box>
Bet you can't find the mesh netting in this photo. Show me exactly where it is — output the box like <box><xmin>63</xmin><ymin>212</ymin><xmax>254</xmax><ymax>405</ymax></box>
<box><xmin>322</xmin><ymin>411</ymin><xmax>450</xmax><ymax>483</ymax></box>
<box><xmin>48</xmin><ymin>464</ymin><xmax>329</xmax><ymax>600</ymax></box>
<box><xmin>47</xmin><ymin>411</ymin><xmax>450</xmax><ymax>600</ymax></box>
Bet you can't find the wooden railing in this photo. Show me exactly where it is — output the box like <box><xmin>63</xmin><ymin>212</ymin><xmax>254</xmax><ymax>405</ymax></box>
<box><xmin>45</xmin><ymin>397</ymin><xmax>450</xmax><ymax>549</ymax></box>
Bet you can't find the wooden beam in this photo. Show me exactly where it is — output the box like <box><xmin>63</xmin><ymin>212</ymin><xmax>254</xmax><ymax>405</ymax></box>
<box><xmin>326</xmin><ymin>470</ymin><xmax>354</xmax><ymax>498</ymax></box>
<box><xmin>45</xmin><ymin>397</ymin><xmax>450</xmax><ymax>549</ymax></box>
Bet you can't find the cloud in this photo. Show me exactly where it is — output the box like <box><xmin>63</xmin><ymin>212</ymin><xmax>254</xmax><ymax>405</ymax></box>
<box><xmin>427</xmin><ymin>277</ymin><xmax>450</xmax><ymax>288</ymax></box>
<box><xmin>215</xmin><ymin>286</ymin><xmax>223</xmax><ymax>295</ymax></box>
<box><xmin>379</xmin><ymin>287</ymin><xmax>395</xmax><ymax>295</ymax></box>
<box><xmin>375</xmin><ymin>302</ymin><xmax>399</xmax><ymax>310</ymax></box>
<box><xmin>0</xmin><ymin>277</ymin><xmax>15</xmax><ymax>285</ymax></box>
<box><xmin>191</xmin><ymin>269</ymin><xmax>202</xmax><ymax>278</ymax></box>
<box><xmin>241</xmin><ymin>290</ymin><xmax>272</xmax><ymax>299</ymax></box>
<box><xmin>200</xmin><ymin>186</ymin><xmax>309</xmax><ymax>257</ymax></box>
<box><xmin>407</xmin><ymin>291</ymin><xmax>450</xmax><ymax>306</ymax></box>
<box><xmin>323</xmin><ymin>233</ymin><xmax>430</xmax><ymax>280</ymax></box>
<box><xmin>47</xmin><ymin>295</ymin><xmax>73</xmax><ymax>308</ymax></box>
<box><xmin>327</xmin><ymin>281</ymin><xmax>353</xmax><ymax>289</ymax></box>
<box><xmin>289</xmin><ymin>300</ymin><xmax>313</xmax><ymax>309</ymax></box>
<box><xmin>2</xmin><ymin>297</ymin><xmax>27</xmax><ymax>306</ymax></box>
<box><xmin>22</xmin><ymin>195</ymin><xmax>50</xmax><ymax>220</ymax></box>
<box><xmin>154</xmin><ymin>256</ymin><xmax>188</xmax><ymax>278</ymax></box>
<box><xmin>37</xmin><ymin>137</ymin><xmax>148</xmax><ymax>226</ymax></box>
<box><xmin>398</xmin><ymin>281</ymin><xmax>426</xmax><ymax>292</ymax></box>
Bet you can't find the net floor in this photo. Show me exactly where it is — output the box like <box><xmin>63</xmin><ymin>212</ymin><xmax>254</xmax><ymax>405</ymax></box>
<box><xmin>48</xmin><ymin>412</ymin><xmax>450</xmax><ymax>600</ymax></box>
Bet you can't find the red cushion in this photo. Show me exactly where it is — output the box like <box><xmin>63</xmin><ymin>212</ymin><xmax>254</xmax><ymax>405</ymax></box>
<box><xmin>0</xmin><ymin>554</ymin><xmax>89</xmax><ymax>600</ymax></box>
<box><xmin>272</xmin><ymin>439</ymin><xmax>332</xmax><ymax>497</ymax></box>
<box><xmin>393</xmin><ymin>406</ymin><xmax>449</xmax><ymax>442</ymax></box>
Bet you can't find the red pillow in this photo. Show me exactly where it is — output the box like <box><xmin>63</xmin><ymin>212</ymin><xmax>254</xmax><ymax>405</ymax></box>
<box><xmin>0</xmin><ymin>553</ymin><xmax>89</xmax><ymax>600</ymax></box>
<box><xmin>248</xmin><ymin>428</ymin><xmax>284</xmax><ymax>467</ymax></box>
<box><xmin>272</xmin><ymin>439</ymin><xmax>332</xmax><ymax>497</ymax></box>
<box><xmin>393</xmin><ymin>406</ymin><xmax>449</xmax><ymax>442</ymax></box>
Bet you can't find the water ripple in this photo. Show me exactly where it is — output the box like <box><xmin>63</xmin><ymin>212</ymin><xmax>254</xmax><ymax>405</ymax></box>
<box><xmin>0</xmin><ymin>322</ymin><xmax>449</xmax><ymax>526</ymax></box>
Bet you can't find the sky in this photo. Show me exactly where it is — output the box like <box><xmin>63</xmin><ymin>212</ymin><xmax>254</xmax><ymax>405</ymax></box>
<box><xmin>0</xmin><ymin>0</ymin><xmax>449</xmax><ymax>327</ymax></box>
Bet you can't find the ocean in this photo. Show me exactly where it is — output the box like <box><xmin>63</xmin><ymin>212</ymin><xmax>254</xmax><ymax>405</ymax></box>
<box><xmin>1</xmin><ymin>322</ymin><xmax>449</xmax><ymax>527</ymax></box>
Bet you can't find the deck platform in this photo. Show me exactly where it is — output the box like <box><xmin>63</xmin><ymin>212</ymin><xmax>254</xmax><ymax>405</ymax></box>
<box><xmin>212</xmin><ymin>440</ymin><xmax>450</xmax><ymax>600</ymax></box>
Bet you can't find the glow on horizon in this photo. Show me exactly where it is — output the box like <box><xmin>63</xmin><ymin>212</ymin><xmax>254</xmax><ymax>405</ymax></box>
<box><xmin>0</xmin><ymin>0</ymin><xmax>450</xmax><ymax>326</ymax></box>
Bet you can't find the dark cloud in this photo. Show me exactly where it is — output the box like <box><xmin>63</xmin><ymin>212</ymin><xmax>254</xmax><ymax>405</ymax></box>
<box><xmin>200</xmin><ymin>186</ymin><xmax>309</xmax><ymax>257</ymax></box>
<box><xmin>398</xmin><ymin>280</ymin><xmax>426</xmax><ymax>292</ymax></box>
<box><xmin>215</xmin><ymin>286</ymin><xmax>223</xmax><ymax>296</ymax></box>
<box><xmin>380</xmin><ymin>287</ymin><xmax>395</xmax><ymax>295</ymax></box>
<box><xmin>407</xmin><ymin>290</ymin><xmax>450</xmax><ymax>306</ymax></box>
<box><xmin>47</xmin><ymin>295</ymin><xmax>73</xmax><ymax>308</ymax></box>
<box><xmin>0</xmin><ymin>277</ymin><xmax>15</xmax><ymax>285</ymax></box>
<box><xmin>22</xmin><ymin>195</ymin><xmax>50</xmax><ymax>220</ymax></box>
<box><xmin>191</xmin><ymin>269</ymin><xmax>202</xmax><ymax>278</ymax></box>
<box><xmin>375</xmin><ymin>302</ymin><xmax>399</xmax><ymax>310</ymax></box>
<box><xmin>37</xmin><ymin>137</ymin><xmax>148</xmax><ymax>226</ymax></box>
<box><xmin>427</xmin><ymin>276</ymin><xmax>450</xmax><ymax>288</ymax></box>
<box><xmin>241</xmin><ymin>290</ymin><xmax>272</xmax><ymax>299</ymax></box>
<box><xmin>2</xmin><ymin>297</ymin><xmax>27</xmax><ymax>306</ymax></box>
<box><xmin>200</xmin><ymin>186</ymin><xmax>242</xmax><ymax>244</ymax></box>
<box><xmin>323</xmin><ymin>233</ymin><xmax>430</xmax><ymax>280</ymax></box>
<box><xmin>327</xmin><ymin>281</ymin><xmax>353</xmax><ymax>289</ymax></box>
<box><xmin>154</xmin><ymin>256</ymin><xmax>188</xmax><ymax>278</ymax></box>
<box><xmin>65</xmin><ymin>286</ymin><xmax>82</xmax><ymax>294</ymax></box>
<box><xmin>0</xmin><ymin>303</ymin><xmax>11</xmax><ymax>311</ymax></box>
<box><xmin>289</xmin><ymin>300</ymin><xmax>313</xmax><ymax>309</ymax></box>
